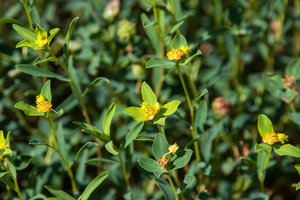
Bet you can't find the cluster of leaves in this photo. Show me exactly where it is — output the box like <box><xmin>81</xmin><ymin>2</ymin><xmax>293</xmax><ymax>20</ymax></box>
<box><xmin>1</xmin><ymin>0</ymin><xmax>300</xmax><ymax>199</ymax></box>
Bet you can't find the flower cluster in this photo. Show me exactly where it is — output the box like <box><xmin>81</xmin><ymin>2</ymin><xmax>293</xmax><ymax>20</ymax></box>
<box><xmin>117</xmin><ymin>19</ymin><xmax>136</xmax><ymax>42</ymax></box>
<box><xmin>262</xmin><ymin>132</ymin><xmax>288</xmax><ymax>145</ymax></box>
<box><xmin>140</xmin><ymin>102</ymin><xmax>159</xmax><ymax>120</ymax></box>
<box><xmin>167</xmin><ymin>46</ymin><xmax>191</xmax><ymax>61</ymax></box>
<box><xmin>36</xmin><ymin>94</ymin><xmax>52</xmax><ymax>112</ymax></box>
<box><xmin>158</xmin><ymin>142</ymin><xmax>179</xmax><ymax>167</ymax></box>
<box><xmin>282</xmin><ymin>75</ymin><xmax>296</xmax><ymax>89</ymax></box>
<box><xmin>35</xmin><ymin>26</ymin><xmax>48</xmax><ymax>47</ymax></box>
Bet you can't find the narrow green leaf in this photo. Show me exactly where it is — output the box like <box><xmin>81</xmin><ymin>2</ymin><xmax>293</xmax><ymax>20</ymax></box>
<box><xmin>6</xmin><ymin>156</ymin><xmax>16</xmax><ymax>178</ymax></box>
<box><xmin>74</xmin><ymin>142</ymin><xmax>98</xmax><ymax>163</ymax></box>
<box><xmin>0</xmin><ymin>18</ymin><xmax>25</xmax><ymax>26</ymax></box>
<box><xmin>153</xmin><ymin>178</ymin><xmax>175</xmax><ymax>200</ymax></box>
<box><xmin>104</xmin><ymin>141</ymin><xmax>118</xmax><ymax>155</ymax></box>
<box><xmin>195</xmin><ymin>100</ymin><xmax>208</xmax><ymax>135</ymax></box>
<box><xmin>103</xmin><ymin>102</ymin><xmax>116</xmax><ymax>136</ymax></box>
<box><xmin>34</xmin><ymin>57</ymin><xmax>58</xmax><ymax>65</ymax></box>
<box><xmin>64</xmin><ymin>17</ymin><xmax>79</xmax><ymax>66</ymax></box>
<box><xmin>257</xmin><ymin>114</ymin><xmax>274</xmax><ymax>137</ymax></box>
<box><xmin>0</xmin><ymin>172</ymin><xmax>16</xmax><ymax>190</ymax></box>
<box><xmin>146</xmin><ymin>57</ymin><xmax>175</xmax><ymax>69</ymax></box>
<box><xmin>84</xmin><ymin>158</ymin><xmax>119</xmax><ymax>165</ymax></box>
<box><xmin>297</xmin><ymin>182</ymin><xmax>300</xmax><ymax>190</ymax></box>
<box><xmin>138</xmin><ymin>157</ymin><xmax>163</xmax><ymax>172</ymax></box>
<box><xmin>141</xmin><ymin>82</ymin><xmax>157</xmax><ymax>106</ymax></box>
<box><xmin>80</xmin><ymin>172</ymin><xmax>109</xmax><ymax>200</ymax></box>
<box><xmin>57</xmin><ymin>123</ymin><xmax>68</xmax><ymax>163</ymax></box>
<box><xmin>46</xmin><ymin>109</ymin><xmax>64</xmax><ymax>118</ymax></box>
<box><xmin>171</xmin><ymin>34</ymin><xmax>187</xmax><ymax>49</ymax></box>
<box><xmin>82</xmin><ymin>77</ymin><xmax>109</xmax><ymax>97</ymax></box>
<box><xmin>179</xmin><ymin>50</ymin><xmax>202</xmax><ymax>66</ymax></box>
<box><xmin>193</xmin><ymin>88</ymin><xmax>208</xmax><ymax>106</ymax></box>
<box><xmin>68</xmin><ymin>55</ymin><xmax>81</xmax><ymax>94</ymax></box>
<box><xmin>16</xmin><ymin>40</ymin><xmax>41</xmax><ymax>50</ymax></box>
<box><xmin>240</xmin><ymin>156</ymin><xmax>257</xmax><ymax>168</ymax></box>
<box><xmin>119</xmin><ymin>122</ymin><xmax>144</xmax><ymax>152</ymax></box>
<box><xmin>44</xmin><ymin>185</ymin><xmax>75</xmax><ymax>200</ymax></box>
<box><xmin>41</xmin><ymin>80</ymin><xmax>52</xmax><ymax>103</ymax></box>
<box><xmin>153</xmin><ymin>133</ymin><xmax>169</xmax><ymax>160</ymax></box>
<box><xmin>16</xmin><ymin>65</ymin><xmax>69</xmax><ymax>82</ymax></box>
<box><xmin>12</xmin><ymin>24</ymin><xmax>36</xmax><ymax>43</ymax></box>
<box><xmin>29</xmin><ymin>139</ymin><xmax>54</xmax><ymax>149</ymax></box>
<box><xmin>143</xmin><ymin>20</ymin><xmax>156</xmax><ymax>28</ymax></box>
<box><xmin>254</xmin><ymin>143</ymin><xmax>272</xmax><ymax>153</ymax></box>
<box><xmin>295</xmin><ymin>164</ymin><xmax>300</xmax><ymax>174</ymax></box>
<box><xmin>48</xmin><ymin>28</ymin><xmax>60</xmax><ymax>45</ymax></box>
<box><xmin>168</xmin><ymin>149</ymin><xmax>193</xmax><ymax>170</ymax></box>
<box><xmin>134</xmin><ymin>135</ymin><xmax>154</xmax><ymax>141</ymax></box>
<box><xmin>14</xmin><ymin>101</ymin><xmax>44</xmax><ymax>116</ymax></box>
<box><xmin>176</xmin><ymin>174</ymin><xmax>195</xmax><ymax>194</ymax></box>
<box><xmin>273</xmin><ymin>144</ymin><xmax>300</xmax><ymax>157</ymax></box>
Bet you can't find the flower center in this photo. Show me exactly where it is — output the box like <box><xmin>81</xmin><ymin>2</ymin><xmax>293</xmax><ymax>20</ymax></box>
<box><xmin>140</xmin><ymin>102</ymin><xmax>157</xmax><ymax>120</ymax></box>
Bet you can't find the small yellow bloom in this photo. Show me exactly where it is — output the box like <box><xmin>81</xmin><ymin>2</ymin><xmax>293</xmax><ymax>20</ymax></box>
<box><xmin>167</xmin><ymin>49</ymin><xmax>184</xmax><ymax>61</ymax></box>
<box><xmin>35</xmin><ymin>31</ymin><xmax>48</xmax><ymax>47</ymax></box>
<box><xmin>179</xmin><ymin>45</ymin><xmax>191</xmax><ymax>55</ymax></box>
<box><xmin>277</xmin><ymin>133</ymin><xmax>288</xmax><ymax>144</ymax></box>
<box><xmin>168</xmin><ymin>142</ymin><xmax>179</xmax><ymax>154</ymax></box>
<box><xmin>36</xmin><ymin>94</ymin><xmax>52</xmax><ymax>112</ymax></box>
<box><xmin>262</xmin><ymin>132</ymin><xmax>279</xmax><ymax>145</ymax></box>
<box><xmin>140</xmin><ymin>102</ymin><xmax>159</xmax><ymax>120</ymax></box>
<box><xmin>0</xmin><ymin>131</ymin><xmax>8</xmax><ymax>153</ymax></box>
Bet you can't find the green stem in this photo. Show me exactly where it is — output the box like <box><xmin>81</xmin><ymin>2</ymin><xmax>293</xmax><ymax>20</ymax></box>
<box><xmin>170</xmin><ymin>0</ymin><xmax>181</xmax><ymax>35</ymax></box>
<box><xmin>176</xmin><ymin>65</ymin><xmax>201</xmax><ymax>162</ymax></box>
<box><xmin>167</xmin><ymin>173</ymin><xmax>179</xmax><ymax>200</ymax></box>
<box><xmin>117</xmin><ymin>152</ymin><xmax>131</xmax><ymax>190</ymax></box>
<box><xmin>260</xmin><ymin>151</ymin><xmax>271</xmax><ymax>193</ymax></box>
<box><xmin>157</xmin><ymin>124</ymin><xmax>166</xmax><ymax>138</ymax></box>
<box><xmin>0</xmin><ymin>161</ymin><xmax>23</xmax><ymax>200</ymax></box>
<box><xmin>21</xmin><ymin>0</ymin><xmax>33</xmax><ymax>31</ymax></box>
<box><xmin>47</xmin><ymin>117</ymin><xmax>78</xmax><ymax>193</ymax></box>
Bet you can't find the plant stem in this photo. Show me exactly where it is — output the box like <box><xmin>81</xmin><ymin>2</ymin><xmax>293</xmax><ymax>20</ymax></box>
<box><xmin>170</xmin><ymin>0</ymin><xmax>181</xmax><ymax>35</ymax></box>
<box><xmin>47</xmin><ymin>117</ymin><xmax>78</xmax><ymax>193</ymax></box>
<box><xmin>117</xmin><ymin>152</ymin><xmax>131</xmax><ymax>190</ymax></box>
<box><xmin>21</xmin><ymin>0</ymin><xmax>33</xmax><ymax>31</ymax></box>
<box><xmin>176</xmin><ymin>65</ymin><xmax>201</xmax><ymax>162</ymax></box>
<box><xmin>0</xmin><ymin>161</ymin><xmax>23</xmax><ymax>200</ymax></box>
<box><xmin>167</xmin><ymin>173</ymin><xmax>179</xmax><ymax>200</ymax></box>
<box><xmin>157</xmin><ymin>124</ymin><xmax>166</xmax><ymax>138</ymax></box>
<box><xmin>260</xmin><ymin>151</ymin><xmax>271</xmax><ymax>193</ymax></box>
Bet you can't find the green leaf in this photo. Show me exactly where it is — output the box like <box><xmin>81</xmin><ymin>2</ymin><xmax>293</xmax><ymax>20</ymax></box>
<box><xmin>290</xmin><ymin>112</ymin><xmax>300</xmax><ymax>125</ymax></box>
<box><xmin>134</xmin><ymin>135</ymin><xmax>154</xmax><ymax>141</ymax></box>
<box><xmin>0</xmin><ymin>18</ymin><xmax>25</xmax><ymax>26</ymax></box>
<box><xmin>273</xmin><ymin>144</ymin><xmax>300</xmax><ymax>157</ymax></box>
<box><xmin>16</xmin><ymin>65</ymin><xmax>69</xmax><ymax>82</ymax></box>
<box><xmin>240</xmin><ymin>156</ymin><xmax>257</xmax><ymax>169</ymax></box>
<box><xmin>82</xmin><ymin>77</ymin><xmax>109</xmax><ymax>97</ymax></box>
<box><xmin>29</xmin><ymin>139</ymin><xmax>54</xmax><ymax>149</ymax></box>
<box><xmin>176</xmin><ymin>174</ymin><xmax>195</xmax><ymax>194</ymax></box>
<box><xmin>162</xmin><ymin>100</ymin><xmax>181</xmax><ymax>116</ymax></box>
<box><xmin>152</xmin><ymin>133</ymin><xmax>169</xmax><ymax>160</ymax></box>
<box><xmin>48</xmin><ymin>28</ymin><xmax>60</xmax><ymax>45</ymax></box>
<box><xmin>0</xmin><ymin>172</ymin><xmax>16</xmax><ymax>190</ymax></box>
<box><xmin>74</xmin><ymin>142</ymin><xmax>98</xmax><ymax>163</ymax></box>
<box><xmin>16</xmin><ymin>39</ymin><xmax>42</xmax><ymax>50</ymax></box>
<box><xmin>195</xmin><ymin>100</ymin><xmax>208</xmax><ymax>135</ymax></box>
<box><xmin>44</xmin><ymin>185</ymin><xmax>75</xmax><ymax>200</ymax></box>
<box><xmin>143</xmin><ymin>20</ymin><xmax>156</xmax><ymax>28</ymax></box>
<box><xmin>193</xmin><ymin>88</ymin><xmax>208</xmax><ymax>106</ymax></box>
<box><xmin>34</xmin><ymin>57</ymin><xmax>58</xmax><ymax>65</ymax></box>
<box><xmin>103</xmin><ymin>102</ymin><xmax>116</xmax><ymax>136</ymax></box>
<box><xmin>64</xmin><ymin>17</ymin><xmax>79</xmax><ymax>66</ymax></box>
<box><xmin>119</xmin><ymin>122</ymin><xmax>144</xmax><ymax>152</ymax></box>
<box><xmin>286</xmin><ymin>58</ymin><xmax>300</xmax><ymax>79</ymax></box>
<box><xmin>68</xmin><ymin>55</ymin><xmax>81</xmax><ymax>94</ymax></box>
<box><xmin>46</xmin><ymin>109</ymin><xmax>64</xmax><ymax>118</ymax></box>
<box><xmin>141</xmin><ymin>82</ymin><xmax>157</xmax><ymax>106</ymax></box>
<box><xmin>104</xmin><ymin>141</ymin><xmax>118</xmax><ymax>155</ymax></box>
<box><xmin>80</xmin><ymin>171</ymin><xmax>109</xmax><ymax>200</ymax></box>
<box><xmin>146</xmin><ymin>57</ymin><xmax>176</xmax><ymax>69</ymax></box>
<box><xmin>14</xmin><ymin>155</ymin><xmax>34</xmax><ymax>171</ymax></box>
<box><xmin>6</xmin><ymin>156</ymin><xmax>16</xmax><ymax>178</ymax></box>
<box><xmin>179</xmin><ymin>50</ymin><xmax>202</xmax><ymax>66</ymax></box>
<box><xmin>73</xmin><ymin>121</ymin><xmax>111</xmax><ymax>143</ymax></box>
<box><xmin>123</xmin><ymin>107</ymin><xmax>145</xmax><ymax>121</ymax></box>
<box><xmin>195</xmin><ymin>190</ymin><xmax>209</xmax><ymax>200</ymax></box>
<box><xmin>171</xmin><ymin>34</ymin><xmax>187</xmax><ymax>49</ymax></box>
<box><xmin>296</xmin><ymin>182</ymin><xmax>300</xmax><ymax>190</ymax></box>
<box><xmin>57</xmin><ymin>123</ymin><xmax>68</xmax><ymax>165</ymax></box>
<box><xmin>84</xmin><ymin>158</ymin><xmax>119</xmax><ymax>165</ymax></box>
<box><xmin>295</xmin><ymin>164</ymin><xmax>300</xmax><ymax>174</ymax></box>
<box><xmin>138</xmin><ymin>157</ymin><xmax>164</xmax><ymax>172</ymax></box>
<box><xmin>153</xmin><ymin>178</ymin><xmax>175</xmax><ymax>200</ymax></box>
<box><xmin>154</xmin><ymin>170</ymin><xmax>169</xmax><ymax>178</ymax></box>
<box><xmin>257</xmin><ymin>114</ymin><xmax>274</xmax><ymax>137</ymax></box>
<box><xmin>254</xmin><ymin>143</ymin><xmax>272</xmax><ymax>153</ymax></box>
<box><xmin>12</xmin><ymin>24</ymin><xmax>36</xmax><ymax>43</ymax></box>
<box><xmin>168</xmin><ymin>149</ymin><xmax>193</xmax><ymax>170</ymax></box>
<box><xmin>14</xmin><ymin>101</ymin><xmax>44</xmax><ymax>116</ymax></box>
<box><xmin>141</xmin><ymin>13</ymin><xmax>161</xmax><ymax>57</ymax></box>
<box><xmin>153</xmin><ymin>117</ymin><xmax>166</xmax><ymax>126</ymax></box>
<box><xmin>41</xmin><ymin>80</ymin><xmax>52</xmax><ymax>103</ymax></box>
<box><xmin>197</xmin><ymin>162</ymin><xmax>215</xmax><ymax>176</ymax></box>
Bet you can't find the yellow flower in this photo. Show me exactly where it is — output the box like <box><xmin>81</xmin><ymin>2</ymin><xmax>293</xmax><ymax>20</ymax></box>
<box><xmin>179</xmin><ymin>45</ymin><xmax>191</xmax><ymax>55</ymax></box>
<box><xmin>168</xmin><ymin>142</ymin><xmax>179</xmax><ymax>154</ymax></box>
<box><xmin>277</xmin><ymin>133</ymin><xmax>288</xmax><ymax>144</ymax></box>
<box><xmin>36</xmin><ymin>94</ymin><xmax>52</xmax><ymax>112</ymax></box>
<box><xmin>35</xmin><ymin>31</ymin><xmax>48</xmax><ymax>47</ymax></box>
<box><xmin>140</xmin><ymin>102</ymin><xmax>159</xmax><ymax>120</ymax></box>
<box><xmin>0</xmin><ymin>131</ymin><xmax>9</xmax><ymax>154</ymax></box>
<box><xmin>167</xmin><ymin>49</ymin><xmax>184</xmax><ymax>61</ymax></box>
<box><xmin>262</xmin><ymin>132</ymin><xmax>279</xmax><ymax>145</ymax></box>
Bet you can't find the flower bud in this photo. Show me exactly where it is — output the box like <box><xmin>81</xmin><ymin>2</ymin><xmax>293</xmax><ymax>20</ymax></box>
<box><xmin>117</xmin><ymin>19</ymin><xmax>136</xmax><ymax>42</ymax></box>
<box><xmin>103</xmin><ymin>0</ymin><xmax>120</xmax><ymax>20</ymax></box>
<box><xmin>212</xmin><ymin>97</ymin><xmax>231</xmax><ymax>116</ymax></box>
